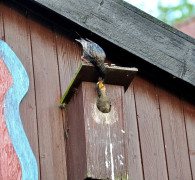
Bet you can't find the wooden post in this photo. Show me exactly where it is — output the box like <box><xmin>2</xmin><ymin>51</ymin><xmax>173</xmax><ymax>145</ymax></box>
<box><xmin>61</xmin><ymin>63</ymin><xmax>137</xmax><ymax>180</ymax></box>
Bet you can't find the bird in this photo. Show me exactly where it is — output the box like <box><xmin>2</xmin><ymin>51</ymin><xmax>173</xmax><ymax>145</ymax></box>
<box><xmin>96</xmin><ymin>79</ymin><xmax>111</xmax><ymax>113</ymax></box>
<box><xmin>75</xmin><ymin>38</ymin><xmax>106</xmax><ymax>79</ymax></box>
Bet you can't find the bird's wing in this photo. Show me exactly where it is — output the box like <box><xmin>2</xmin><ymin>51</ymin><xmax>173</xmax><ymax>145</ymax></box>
<box><xmin>84</xmin><ymin>42</ymin><xmax>105</xmax><ymax>61</ymax></box>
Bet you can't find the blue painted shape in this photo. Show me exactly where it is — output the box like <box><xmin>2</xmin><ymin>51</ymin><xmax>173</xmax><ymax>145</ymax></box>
<box><xmin>0</xmin><ymin>40</ymin><xmax>38</xmax><ymax>180</ymax></box>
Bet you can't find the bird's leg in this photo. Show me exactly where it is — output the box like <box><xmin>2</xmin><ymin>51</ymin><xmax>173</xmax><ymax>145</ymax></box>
<box><xmin>81</xmin><ymin>56</ymin><xmax>90</xmax><ymax>64</ymax></box>
<box><xmin>81</xmin><ymin>55</ymin><xmax>87</xmax><ymax>61</ymax></box>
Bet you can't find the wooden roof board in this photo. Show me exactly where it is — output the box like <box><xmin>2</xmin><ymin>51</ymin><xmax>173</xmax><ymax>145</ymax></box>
<box><xmin>11</xmin><ymin>0</ymin><xmax>195</xmax><ymax>87</ymax></box>
<box><xmin>59</xmin><ymin>62</ymin><xmax>138</xmax><ymax>107</ymax></box>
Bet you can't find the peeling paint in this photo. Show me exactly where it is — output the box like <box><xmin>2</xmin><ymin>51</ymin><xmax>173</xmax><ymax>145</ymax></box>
<box><xmin>108</xmin><ymin>126</ymin><xmax>115</xmax><ymax>180</ymax></box>
<box><xmin>120</xmin><ymin>154</ymin><xmax>124</xmax><ymax>159</ymax></box>
<box><xmin>119</xmin><ymin>160</ymin><xmax>124</xmax><ymax>166</ymax></box>
<box><xmin>110</xmin><ymin>143</ymin><xmax>114</xmax><ymax>180</ymax></box>
<box><xmin>105</xmin><ymin>146</ymin><xmax>109</xmax><ymax>169</ymax></box>
<box><xmin>117</xmin><ymin>155</ymin><xmax>124</xmax><ymax>167</ymax></box>
<box><xmin>121</xmin><ymin>129</ymin><xmax>125</xmax><ymax>133</ymax></box>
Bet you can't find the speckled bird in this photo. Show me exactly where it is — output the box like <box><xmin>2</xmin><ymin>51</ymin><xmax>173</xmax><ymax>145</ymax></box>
<box><xmin>96</xmin><ymin>79</ymin><xmax>111</xmax><ymax>113</ymax></box>
<box><xmin>75</xmin><ymin>38</ymin><xmax>106</xmax><ymax>79</ymax></box>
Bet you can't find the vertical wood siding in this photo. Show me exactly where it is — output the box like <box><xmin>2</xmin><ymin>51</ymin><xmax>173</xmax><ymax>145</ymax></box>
<box><xmin>2</xmin><ymin>5</ymin><xmax>40</xmax><ymax>179</ymax></box>
<box><xmin>0</xmin><ymin>2</ymin><xmax>195</xmax><ymax>180</ymax></box>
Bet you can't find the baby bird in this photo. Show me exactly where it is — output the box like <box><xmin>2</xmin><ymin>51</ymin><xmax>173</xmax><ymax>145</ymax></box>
<box><xmin>75</xmin><ymin>38</ymin><xmax>106</xmax><ymax>79</ymax></box>
<box><xmin>96</xmin><ymin>79</ymin><xmax>111</xmax><ymax>113</ymax></box>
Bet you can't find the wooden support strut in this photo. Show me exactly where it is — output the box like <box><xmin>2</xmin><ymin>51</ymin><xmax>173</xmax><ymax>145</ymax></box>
<box><xmin>60</xmin><ymin>62</ymin><xmax>137</xmax><ymax>179</ymax></box>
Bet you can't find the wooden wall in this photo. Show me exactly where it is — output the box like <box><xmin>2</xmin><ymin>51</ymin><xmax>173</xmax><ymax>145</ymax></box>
<box><xmin>0</xmin><ymin>2</ymin><xmax>195</xmax><ymax>180</ymax></box>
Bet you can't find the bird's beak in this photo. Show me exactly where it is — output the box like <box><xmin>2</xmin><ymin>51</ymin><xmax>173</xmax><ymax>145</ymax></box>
<box><xmin>97</xmin><ymin>80</ymin><xmax>104</xmax><ymax>88</ymax></box>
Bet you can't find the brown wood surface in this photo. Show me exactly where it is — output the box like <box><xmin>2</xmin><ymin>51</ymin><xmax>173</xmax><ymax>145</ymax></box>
<box><xmin>65</xmin><ymin>84</ymin><xmax>87</xmax><ymax>180</ymax></box>
<box><xmin>124</xmin><ymin>84</ymin><xmax>143</xmax><ymax>180</ymax></box>
<box><xmin>158</xmin><ymin>87</ymin><xmax>192</xmax><ymax>180</ymax></box>
<box><xmin>184</xmin><ymin>100</ymin><xmax>195</xmax><ymax>179</ymax></box>
<box><xmin>29</xmin><ymin>17</ymin><xmax>67</xmax><ymax>180</ymax></box>
<box><xmin>0</xmin><ymin>3</ymin><xmax>4</xmax><ymax>40</ymax></box>
<box><xmin>2</xmin><ymin>5</ymin><xmax>41</xmax><ymax>179</ymax></box>
<box><xmin>55</xmin><ymin>29</ymin><xmax>81</xmax><ymax>95</ymax></box>
<box><xmin>82</xmin><ymin>82</ymin><xmax>127</xmax><ymax>179</ymax></box>
<box><xmin>133</xmin><ymin>76</ymin><xmax>168</xmax><ymax>180</ymax></box>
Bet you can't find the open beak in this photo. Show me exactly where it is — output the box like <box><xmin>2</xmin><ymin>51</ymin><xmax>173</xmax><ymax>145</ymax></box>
<box><xmin>97</xmin><ymin>80</ymin><xmax>104</xmax><ymax>88</ymax></box>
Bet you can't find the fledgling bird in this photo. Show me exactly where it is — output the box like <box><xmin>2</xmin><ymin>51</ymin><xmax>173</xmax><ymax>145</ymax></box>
<box><xmin>75</xmin><ymin>38</ymin><xmax>106</xmax><ymax>79</ymax></box>
<box><xmin>96</xmin><ymin>79</ymin><xmax>111</xmax><ymax>113</ymax></box>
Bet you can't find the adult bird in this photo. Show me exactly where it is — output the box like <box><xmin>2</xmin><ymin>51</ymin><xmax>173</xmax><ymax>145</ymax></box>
<box><xmin>75</xmin><ymin>38</ymin><xmax>106</xmax><ymax>79</ymax></box>
<box><xmin>96</xmin><ymin>79</ymin><xmax>111</xmax><ymax>113</ymax></box>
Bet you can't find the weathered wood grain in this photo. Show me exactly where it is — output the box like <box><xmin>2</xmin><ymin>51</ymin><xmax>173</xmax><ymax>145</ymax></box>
<box><xmin>14</xmin><ymin>0</ymin><xmax>195</xmax><ymax>87</ymax></box>
<box><xmin>124</xmin><ymin>83</ymin><xmax>143</xmax><ymax>180</ymax></box>
<box><xmin>82</xmin><ymin>82</ymin><xmax>127</xmax><ymax>179</ymax></box>
<box><xmin>65</xmin><ymin>84</ymin><xmax>87</xmax><ymax>180</ymax></box>
<box><xmin>55</xmin><ymin>29</ymin><xmax>82</xmax><ymax>95</ymax></box>
<box><xmin>55</xmin><ymin>29</ymin><xmax>82</xmax><ymax>128</ymax></box>
<box><xmin>133</xmin><ymin>76</ymin><xmax>168</xmax><ymax>180</ymax></box>
<box><xmin>29</xmin><ymin>17</ymin><xmax>67</xmax><ymax>180</ymax></box>
<box><xmin>2</xmin><ymin>5</ymin><xmax>41</xmax><ymax>179</ymax></box>
<box><xmin>66</xmin><ymin>82</ymin><xmax>128</xmax><ymax>179</ymax></box>
<box><xmin>184</xmin><ymin>100</ymin><xmax>195</xmax><ymax>179</ymax></box>
<box><xmin>158</xmin><ymin>87</ymin><xmax>192</xmax><ymax>180</ymax></box>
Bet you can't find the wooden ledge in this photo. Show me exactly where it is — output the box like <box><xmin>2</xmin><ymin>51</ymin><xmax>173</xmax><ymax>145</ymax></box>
<box><xmin>59</xmin><ymin>62</ymin><xmax>138</xmax><ymax>107</ymax></box>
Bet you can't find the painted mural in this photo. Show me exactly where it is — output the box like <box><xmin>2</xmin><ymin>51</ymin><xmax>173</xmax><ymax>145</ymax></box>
<box><xmin>0</xmin><ymin>40</ymin><xmax>38</xmax><ymax>180</ymax></box>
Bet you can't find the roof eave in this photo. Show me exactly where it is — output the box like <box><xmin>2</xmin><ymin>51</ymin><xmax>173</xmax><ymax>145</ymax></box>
<box><xmin>10</xmin><ymin>0</ymin><xmax>195</xmax><ymax>87</ymax></box>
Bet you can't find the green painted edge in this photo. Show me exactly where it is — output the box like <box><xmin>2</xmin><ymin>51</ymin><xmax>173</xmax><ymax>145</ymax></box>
<box><xmin>59</xmin><ymin>62</ymin><xmax>83</xmax><ymax>107</ymax></box>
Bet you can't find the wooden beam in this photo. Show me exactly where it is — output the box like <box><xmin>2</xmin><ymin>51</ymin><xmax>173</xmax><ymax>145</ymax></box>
<box><xmin>11</xmin><ymin>0</ymin><xmax>195</xmax><ymax>87</ymax></box>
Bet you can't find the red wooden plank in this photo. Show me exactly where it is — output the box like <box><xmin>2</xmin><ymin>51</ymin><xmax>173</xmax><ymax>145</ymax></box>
<box><xmin>55</xmin><ymin>29</ymin><xmax>82</xmax><ymax>95</ymax></box>
<box><xmin>29</xmin><ymin>18</ymin><xmax>67</xmax><ymax>180</ymax></box>
<box><xmin>65</xmin><ymin>84</ymin><xmax>87</xmax><ymax>180</ymax></box>
<box><xmin>158</xmin><ymin>87</ymin><xmax>192</xmax><ymax>179</ymax></box>
<box><xmin>184</xmin><ymin>100</ymin><xmax>195</xmax><ymax>179</ymax></box>
<box><xmin>133</xmin><ymin>76</ymin><xmax>168</xmax><ymax>180</ymax></box>
<box><xmin>2</xmin><ymin>5</ymin><xmax>40</xmax><ymax>179</ymax></box>
<box><xmin>124</xmin><ymin>84</ymin><xmax>143</xmax><ymax>180</ymax></box>
<box><xmin>55</xmin><ymin>29</ymin><xmax>81</xmax><ymax>127</ymax></box>
<box><xmin>0</xmin><ymin>3</ymin><xmax>4</xmax><ymax>40</ymax></box>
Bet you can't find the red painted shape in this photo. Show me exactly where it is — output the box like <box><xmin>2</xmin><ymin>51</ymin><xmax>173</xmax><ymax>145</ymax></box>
<box><xmin>0</xmin><ymin>58</ymin><xmax>22</xmax><ymax>180</ymax></box>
